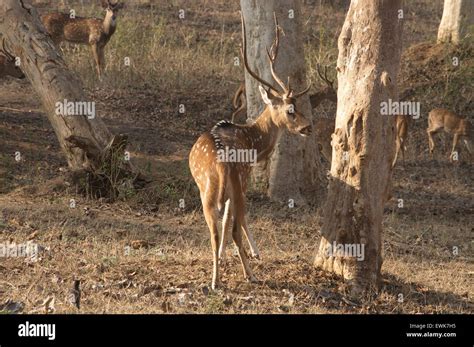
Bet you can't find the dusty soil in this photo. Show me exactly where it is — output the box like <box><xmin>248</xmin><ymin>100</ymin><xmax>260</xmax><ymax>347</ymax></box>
<box><xmin>0</xmin><ymin>0</ymin><xmax>472</xmax><ymax>314</ymax></box>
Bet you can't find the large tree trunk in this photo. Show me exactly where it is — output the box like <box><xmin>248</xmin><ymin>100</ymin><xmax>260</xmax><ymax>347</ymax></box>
<box><xmin>0</xmin><ymin>0</ymin><xmax>135</xmax><ymax>198</ymax></box>
<box><xmin>240</xmin><ymin>0</ymin><xmax>324</xmax><ymax>205</ymax></box>
<box><xmin>437</xmin><ymin>0</ymin><xmax>474</xmax><ymax>44</ymax></box>
<box><xmin>314</xmin><ymin>0</ymin><xmax>403</xmax><ymax>294</ymax></box>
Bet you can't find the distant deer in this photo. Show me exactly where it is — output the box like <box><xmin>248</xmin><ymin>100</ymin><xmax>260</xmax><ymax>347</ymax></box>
<box><xmin>0</xmin><ymin>40</ymin><xmax>25</xmax><ymax>79</ymax></box>
<box><xmin>427</xmin><ymin>108</ymin><xmax>472</xmax><ymax>160</ymax></box>
<box><xmin>41</xmin><ymin>0</ymin><xmax>124</xmax><ymax>79</ymax></box>
<box><xmin>190</xmin><ymin>14</ymin><xmax>312</xmax><ymax>289</ymax></box>
<box><xmin>392</xmin><ymin>114</ymin><xmax>409</xmax><ymax>167</ymax></box>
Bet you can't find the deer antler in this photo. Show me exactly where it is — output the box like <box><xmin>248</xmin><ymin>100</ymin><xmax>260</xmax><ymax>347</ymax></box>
<box><xmin>265</xmin><ymin>14</ymin><xmax>288</xmax><ymax>95</ymax></box>
<box><xmin>316</xmin><ymin>64</ymin><xmax>334</xmax><ymax>89</ymax></box>
<box><xmin>240</xmin><ymin>12</ymin><xmax>279</xmax><ymax>95</ymax></box>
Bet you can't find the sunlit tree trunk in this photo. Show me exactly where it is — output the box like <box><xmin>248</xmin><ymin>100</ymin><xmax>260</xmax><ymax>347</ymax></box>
<box><xmin>314</xmin><ymin>0</ymin><xmax>403</xmax><ymax>294</ymax></box>
<box><xmin>437</xmin><ymin>0</ymin><xmax>474</xmax><ymax>44</ymax></box>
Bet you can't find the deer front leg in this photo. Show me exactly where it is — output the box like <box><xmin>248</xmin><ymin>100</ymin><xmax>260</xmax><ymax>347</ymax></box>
<box><xmin>241</xmin><ymin>217</ymin><xmax>260</xmax><ymax>259</ymax></box>
<box><xmin>90</xmin><ymin>43</ymin><xmax>102</xmax><ymax>79</ymax></box>
<box><xmin>427</xmin><ymin>130</ymin><xmax>436</xmax><ymax>157</ymax></box>
<box><xmin>450</xmin><ymin>133</ymin><xmax>459</xmax><ymax>161</ymax></box>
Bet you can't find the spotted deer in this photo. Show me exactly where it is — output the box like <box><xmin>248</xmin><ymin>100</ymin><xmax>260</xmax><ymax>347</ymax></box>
<box><xmin>427</xmin><ymin>108</ymin><xmax>472</xmax><ymax>160</ymax></box>
<box><xmin>232</xmin><ymin>64</ymin><xmax>337</xmax><ymax>162</ymax></box>
<box><xmin>0</xmin><ymin>40</ymin><xmax>25</xmax><ymax>79</ymax></box>
<box><xmin>41</xmin><ymin>0</ymin><xmax>124</xmax><ymax>79</ymax></box>
<box><xmin>189</xmin><ymin>14</ymin><xmax>312</xmax><ymax>289</ymax></box>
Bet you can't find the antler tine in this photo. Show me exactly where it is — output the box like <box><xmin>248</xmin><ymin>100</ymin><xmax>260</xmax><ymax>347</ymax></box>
<box><xmin>316</xmin><ymin>63</ymin><xmax>334</xmax><ymax>88</ymax></box>
<box><xmin>266</xmin><ymin>13</ymin><xmax>288</xmax><ymax>95</ymax></box>
<box><xmin>240</xmin><ymin>12</ymin><xmax>278</xmax><ymax>94</ymax></box>
<box><xmin>291</xmin><ymin>82</ymin><xmax>312</xmax><ymax>99</ymax></box>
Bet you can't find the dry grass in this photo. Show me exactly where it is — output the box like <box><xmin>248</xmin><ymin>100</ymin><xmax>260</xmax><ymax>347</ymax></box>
<box><xmin>0</xmin><ymin>0</ymin><xmax>472</xmax><ymax>314</ymax></box>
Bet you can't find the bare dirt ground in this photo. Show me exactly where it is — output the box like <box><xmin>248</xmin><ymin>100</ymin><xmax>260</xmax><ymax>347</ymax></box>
<box><xmin>0</xmin><ymin>0</ymin><xmax>472</xmax><ymax>314</ymax></box>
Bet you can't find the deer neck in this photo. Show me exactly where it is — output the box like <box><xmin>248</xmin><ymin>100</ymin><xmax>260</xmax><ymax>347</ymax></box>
<box><xmin>247</xmin><ymin>107</ymin><xmax>282</xmax><ymax>162</ymax></box>
<box><xmin>102</xmin><ymin>14</ymin><xmax>117</xmax><ymax>36</ymax></box>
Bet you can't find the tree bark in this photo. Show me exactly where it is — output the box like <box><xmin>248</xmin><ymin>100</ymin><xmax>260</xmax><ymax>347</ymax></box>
<box><xmin>240</xmin><ymin>0</ymin><xmax>324</xmax><ymax>205</ymax></box>
<box><xmin>0</xmin><ymin>0</ymin><xmax>134</xmax><ymax>198</ymax></box>
<box><xmin>437</xmin><ymin>0</ymin><xmax>474</xmax><ymax>44</ymax></box>
<box><xmin>314</xmin><ymin>0</ymin><xmax>403</xmax><ymax>294</ymax></box>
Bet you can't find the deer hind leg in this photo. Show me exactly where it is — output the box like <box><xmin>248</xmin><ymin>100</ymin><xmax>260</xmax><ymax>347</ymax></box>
<box><xmin>201</xmin><ymin>193</ymin><xmax>220</xmax><ymax>290</ymax></box>
<box><xmin>230</xmin><ymin>175</ymin><xmax>257</xmax><ymax>283</ymax></box>
<box><xmin>218</xmin><ymin>199</ymin><xmax>232</xmax><ymax>262</ymax></box>
<box><xmin>392</xmin><ymin>138</ymin><xmax>400</xmax><ymax>168</ymax></box>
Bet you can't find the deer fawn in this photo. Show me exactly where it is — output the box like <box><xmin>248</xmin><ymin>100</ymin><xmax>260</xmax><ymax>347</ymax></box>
<box><xmin>392</xmin><ymin>115</ymin><xmax>409</xmax><ymax>167</ymax></box>
<box><xmin>41</xmin><ymin>0</ymin><xmax>124</xmax><ymax>79</ymax></box>
<box><xmin>189</xmin><ymin>14</ymin><xmax>312</xmax><ymax>289</ymax></box>
<box><xmin>427</xmin><ymin>108</ymin><xmax>472</xmax><ymax>160</ymax></box>
<box><xmin>0</xmin><ymin>40</ymin><xmax>25</xmax><ymax>79</ymax></box>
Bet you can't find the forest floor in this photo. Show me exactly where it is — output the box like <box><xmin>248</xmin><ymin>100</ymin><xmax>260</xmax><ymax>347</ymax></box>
<box><xmin>0</xmin><ymin>0</ymin><xmax>472</xmax><ymax>313</ymax></box>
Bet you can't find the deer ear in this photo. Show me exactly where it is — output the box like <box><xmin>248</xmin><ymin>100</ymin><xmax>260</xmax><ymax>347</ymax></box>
<box><xmin>259</xmin><ymin>85</ymin><xmax>274</xmax><ymax>106</ymax></box>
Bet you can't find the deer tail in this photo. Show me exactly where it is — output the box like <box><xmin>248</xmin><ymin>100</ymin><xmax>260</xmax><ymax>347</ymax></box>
<box><xmin>216</xmin><ymin>164</ymin><xmax>228</xmax><ymax>212</ymax></box>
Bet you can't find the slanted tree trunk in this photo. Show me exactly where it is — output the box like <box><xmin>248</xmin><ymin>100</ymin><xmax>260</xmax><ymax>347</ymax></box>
<box><xmin>437</xmin><ymin>0</ymin><xmax>474</xmax><ymax>44</ymax></box>
<box><xmin>240</xmin><ymin>0</ymin><xmax>324</xmax><ymax>205</ymax></box>
<box><xmin>314</xmin><ymin>0</ymin><xmax>403</xmax><ymax>294</ymax></box>
<box><xmin>0</xmin><ymin>0</ymin><xmax>135</xmax><ymax>198</ymax></box>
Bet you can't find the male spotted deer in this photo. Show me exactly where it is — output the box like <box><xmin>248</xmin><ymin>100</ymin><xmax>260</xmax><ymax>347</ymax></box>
<box><xmin>231</xmin><ymin>64</ymin><xmax>337</xmax><ymax>162</ymax></box>
<box><xmin>0</xmin><ymin>40</ymin><xmax>25</xmax><ymax>79</ymax></box>
<box><xmin>392</xmin><ymin>114</ymin><xmax>409</xmax><ymax>167</ymax></box>
<box><xmin>427</xmin><ymin>108</ymin><xmax>472</xmax><ymax>160</ymax></box>
<box><xmin>189</xmin><ymin>14</ymin><xmax>312</xmax><ymax>289</ymax></box>
<box><xmin>41</xmin><ymin>0</ymin><xmax>124</xmax><ymax>79</ymax></box>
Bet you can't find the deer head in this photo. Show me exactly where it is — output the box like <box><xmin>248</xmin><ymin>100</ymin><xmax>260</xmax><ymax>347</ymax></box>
<box><xmin>101</xmin><ymin>0</ymin><xmax>124</xmax><ymax>21</ymax></box>
<box><xmin>0</xmin><ymin>40</ymin><xmax>25</xmax><ymax>79</ymax></box>
<box><xmin>241</xmin><ymin>13</ymin><xmax>312</xmax><ymax>137</ymax></box>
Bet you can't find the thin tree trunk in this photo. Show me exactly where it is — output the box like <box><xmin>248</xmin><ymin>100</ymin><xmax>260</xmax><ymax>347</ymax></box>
<box><xmin>0</xmin><ymin>0</ymin><xmax>136</xmax><ymax>198</ymax></box>
<box><xmin>240</xmin><ymin>0</ymin><xmax>324</xmax><ymax>205</ymax></box>
<box><xmin>437</xmin><ymin>0</ymin><xmax>474</xmax><ymax>44</ymax></box>
<box><xmin>314</xmin><ymin>0</ymin><xmax>403</xmax><ymax>294</ymax></box>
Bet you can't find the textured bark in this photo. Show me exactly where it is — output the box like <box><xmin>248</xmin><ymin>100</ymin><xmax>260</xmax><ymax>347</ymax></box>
<box><xmin>437</xmin><ymin>0</ymin><xmax>474</xmax><ymax>44</ymax></box>
<box><xmin>240</xmin><ymin>0</ymin><xmax>324</xmax><ymax>205</ymax></box>
<box><xmin>314</xmin><ymin>0</ymin><xmax>403</xmax><ymax>293</ymax></box>
<box><xmin>0</xmin><ymin>0</ymin><xmax>112</xmax><ymax>170</ymax></box>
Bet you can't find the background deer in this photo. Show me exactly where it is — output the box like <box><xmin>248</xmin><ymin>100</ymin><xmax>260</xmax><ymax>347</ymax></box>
<box><xmin>0</xmin><ymin>40</ymin><xmax>25</xmax><ymax>79</ymax></box>
<box><xmin>427</xmin><ymin>108</ymin><xmax>472</xmax><ymax>160</ymax></box>
<box><xmin>190</xmin><ymin>14</ymin><xmax>312</xmax><ymax>289</ymax></box>
<box><xmin>41</xmin><ymin>0</ymin><xmax>124</xmax><ymax>79</ymax></box>
<box><xmin>231</xmin><ymin>82</ymin><xmax>247</xmax><ymax>123</ymax></box>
